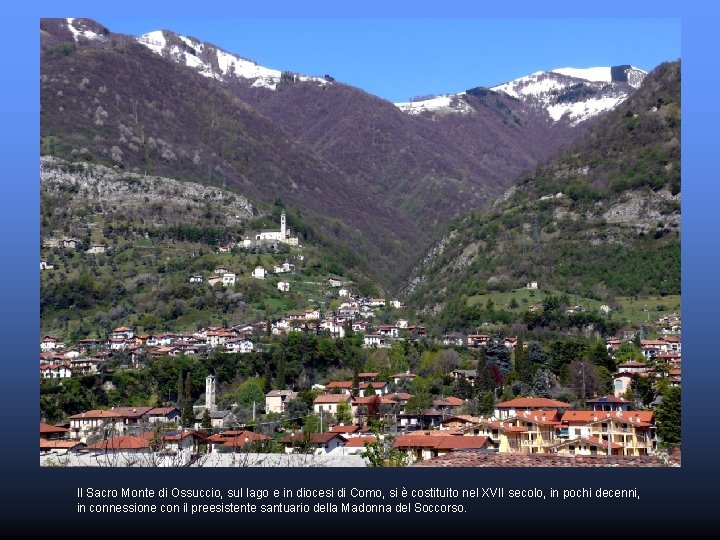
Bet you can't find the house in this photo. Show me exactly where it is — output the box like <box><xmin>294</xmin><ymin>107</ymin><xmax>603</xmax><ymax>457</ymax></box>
<box><xmin>560</xmin><ymin>410</ymin><xmax>656</xmax><ymax>456</ymax></box>
<box><xmin>551</xmin><ymin>437</ymin><xmax>624</xmax><ymax>456</ymax></box>
<box><xmin>193</xmin><ymin>409</ymin><xmax>237</xmax><ymax>430</ymax></box>
<box><xmin>526</xmin><ymin>280</ymin><xmax>538</xmax><ymax>289</ymax></box>
<box><xmin>342</xmin><ymin>436</ymin><xmax>377</xmax><ymax>454</ymax></box>
<box><xmin>367</xmin><ymin>298</ymin><xmax>386</xmax><ymax>307</ymax></box>
<box><xmin>461</xmin><ymin>419</ymin><xmax>528</xmax><ymax>453</ymax></box>
<box><xmin>377</xmin><ymin>325</ymin><xmax>399</xmax><ymax>338</ymax></box>
<box><xmin>86</xmin><ymin>244</ymin><xmax>106</xmax><ymax>254</ymax></box>
<box><xmin>68</xmin><ymin>407</ymin><xmax>153</xmax><ymax>442</ymax></box>
<box><xmin>85</xmin><ymin>433</ymin><xmax>154</xmax><ymax>454</ymax></box>
<box><xmin>467</xmin><ymin>334</ymin><xmax>490</xmax><ymax>347</ymax></box>
<box><xmin>338</xmin><ymin>288</ymin><xmax>350</xmax><ymax>297</ymax></box>
<box><xmin>274</xmin><ymin>261</ymin><xmax>294</xmax><ymax>274</ymax></box>
<box><xmin>40</xmin><ymin>422</ymin><xmax>70</xmax><ymax>440</ymax></box>
<box><xmin>40</xmin><ymin>439</ymin><xmax>86</xmax><ymax>455</ymax></box>
<box><xmin>398</xmin><ymin>409</ymin><xmax>443</xmax><ymax>431</ymax></box>
<box><xmin>109</xmin><ymin>338</ymin><xmax>128</xmax><ymax>351</ymax></box>
<box><xmin>146</xmin><ymin>407</ymin><xmax>181</xmax><ymax>424</ymax></box>
<box><xmin>392</xmin><ymin>371</ymin><xmax>417</xmax><ymax>385</ymax></box>
<box><xmin>214</xmin><ymin>266</ymin><xmax>230</xmax><ymax>275</ymax></box>
<box><xmin>351</xmin><ymin>396</ymin><xmax>398</xmax><ymax>424</ymax></box>
<box><xmin>586</xmin><ymin>395</ymin><xmax>631</xmax><ymax>412</ymax></box>
<box><xmin>363</xmin><ymin>334</ymin><xmax>390</xmax><ymax>348</ymax></box>
<box><xmin>511</xmin><ymin>410</ymin><xmax>563</xmax><ymax>453</ymax></box>
<box><xmin>40</xmin><ymin>261</ymin><xmax>55</xmax><ymax>270</ymax></box>
<box><xmin>70</xmin><ymin>357</ymin><xmax>102</xmax><ymax>375</ymax></box>
<box><xmin>279</xmin><ymin>432</ymin><xmax>347</xmax><ymax>454</ymax></box>
<box><xmin>612</xmin><ymin>373</ymin><xmax>635</xmax><ymax>398</ymax></box>
<box><xmin>394</xmin><ymin>433</ymin><xmax>491</xmax><ymax>462</ymax></box>
<box><xmin>313</xmin><ymin>394</ymin><xmax>352</xmax><ymax>416</ymax></box>
<box><xmin>432</xmin><ymin>396</ymin><xmax>465</xmax><ymax>414</ymax></box>
<box><xmin>162</xmin><ymin>430</ymin><xmax>206</xmax><ymax>461</ymax></box>
<box><xmin>304</xmin><ymin>309</ymin><xmax>320</xmax><ymax>321</ymax></box>
<box><xmin>440</xmin><ymin>416</ymin><xmax>480</xmax><ymax>431</ymax></box>
<box><xmin>265</xmin><ymin>390</ymin><xmax>298</xmax><ymax>414</ymax></box>
<box><xmin>189</xmin><ymin>275</ymin><xmax>203</xmax><ymax>283</ymax></box>
<box><xmin>327</xmin><ymin>277</ymin><xmax>343</xmax><ymax>287</ymax></box>
<box><xmin>206</xmin><ymin>431</ymin><xmax>272</xmax><ymax>452</ymax></box>
<box><xmin>319</xmin><ymin>318</ymin><xmax>345</xmax><ymax>338</ymax></box>
<box><xmin>222</xmin><ymin>272</ymin><xmax>236</xmax><ymax>286</ymax></box>
<box><xmin>111</xmin><ymin>327</ymin><xmax>134</xmax><ymax>340</ymax></box>
<box><xmin>206</xmin><ymin>329</ymin><xmax>236</xmax><ymax>348</ymax></box>
<box><xmin>40</xmin><ymin>336</ymin><xmax>65</xmax><ymax>352</ymax></box>
<box><xmin>494</xmin><ymin>397</ymin><xmax>571</xmax><ymax>420</ymax></box>
<box><xmin>252</xmin><ymin>266</ymin><xmax>266</xmax><ymax>279</ymax></box>
<box><xmin>40</xmin><ymin>364</ymin><xmax>72</xmax><ymax>379</ymax></box>
<box><xmin>278</xmin><ymin>281</ymin><xmax>290</xmax><ymax>292</ymax></box>
<box><xmin>225</xmin><ymin>338</ymin><xmax>254</xmax><ymax>354</ymax></box>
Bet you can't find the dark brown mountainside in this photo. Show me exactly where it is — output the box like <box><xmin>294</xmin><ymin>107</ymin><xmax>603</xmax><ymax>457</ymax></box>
<box><xmin>40</xmin><ymin>18</ymin><xmax>634</xmax><ymax>288</ymax></box>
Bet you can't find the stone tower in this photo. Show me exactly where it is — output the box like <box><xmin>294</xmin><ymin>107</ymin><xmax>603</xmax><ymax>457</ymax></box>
<box><xmin>280</xmin><ymin>211</ymin><xmax>287</xmax><ymax>240</ymax></box>
<box><xmin>205</xmin><ymin>375</ymin><xmax>217</xmax><ymax>412</ymax></box>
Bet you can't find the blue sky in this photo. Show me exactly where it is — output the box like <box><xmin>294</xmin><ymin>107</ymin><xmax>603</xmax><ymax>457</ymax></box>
<box><xmin>100</xmin><ymin>18</ymin><xmax>680</xmax><ymax>102</ymax></box>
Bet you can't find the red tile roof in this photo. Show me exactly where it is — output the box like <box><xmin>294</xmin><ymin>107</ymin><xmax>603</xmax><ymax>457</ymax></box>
<box><xmin>40</xmin><ymin>439</ymin><xmax>85</xmax><ymax>450</ymax></box>
<box><xmin>329</xmin><ymin>425</ymin><xmax>361</xmax><ymax>434</ymax></box>
<box><xmin>344</xmin><ymin>436</ymin><xmax>377</xmax><ymax>447</ymax></box>
<box><xmin>352</xmin><ymin>396</ymin><xmax>397</xmax><ymax>405</ymax></box>
<box><xmin>561</xmin><ymin>410</ymin><xmax>654</xmax><ymax>425</ymax></box>
<box><xmin>86</xmin><ymin>435</ymin><xmax>152</xmax><ymax>450</ymax></box>
<box><xmin>40</xmin><ymin>422</ymin><xmax>69</xmax><ymax>434</ymax></box>
<box><xmin>314</xmin><ymin>394</ymin><xmax>352</xmax><ymax>404</ymax></box>
<box><xmin>394</xmin><ymin>434</ymin><xmax>489</xmax><ymax>451</ymax></box>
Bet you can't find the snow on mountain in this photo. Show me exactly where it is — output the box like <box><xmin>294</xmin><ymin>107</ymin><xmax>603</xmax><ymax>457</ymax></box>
<box><xmin>394</xmin><ymin>65</ymin><xmax>646</xmax><ymax>125</ymax></box>
<box><xmin>136</xmin><ymin>30</ymin><xmax>330</xmax><ymax>90</ymax></box>
<box><xmin>490</xmin><ymin>66</ymin><xmax>647</xmax><ymax>126</ymax></box>
<box><xmin>395</xmin><ymin>94</ymin><xmax>475</xmax><ymax>116</ymax></box>
<box><xmin>65</xmin><ymin>18</ymin><xmax>107</xmax><ymax>42</ymax></box>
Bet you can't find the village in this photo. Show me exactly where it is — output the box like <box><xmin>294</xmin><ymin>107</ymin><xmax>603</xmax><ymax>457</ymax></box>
<box><xmin>40</xmin><ymin>211</ymin><xmax>682</xmax><ymax>467</ymax></box>
<box><xmin>40</xmin><ymin>318</ymin><xmax>682</xmax><ymax>467</ymax></box>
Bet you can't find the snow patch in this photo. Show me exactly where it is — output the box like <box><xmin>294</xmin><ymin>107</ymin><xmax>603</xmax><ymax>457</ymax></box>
<box><xmin>136</xmin><ymin>30</ymin><xmax>330</xmax><ymax>90</ymax></box>
<box><xmin>66</xmin><ymin>18</ymin><xmax>104</xmax><ymax>42</ymax></box>
<box><xmin>395</xmin><ymin>94</ymin><xmax>474</xmax><ymax>116</ymax></box>
<box><xmin>546</xmin><ymin>95</ymin><xmax>625</xmax><ymax>125</ymax></box>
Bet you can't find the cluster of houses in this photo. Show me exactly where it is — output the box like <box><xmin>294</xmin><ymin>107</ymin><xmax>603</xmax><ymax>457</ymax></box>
<box><xmin>41</xmin><ymin>236</ymin><xmax>108</xmax><ymax>270</ymax></box>
<box><xmin>40</xmin><ymin>393</ymin><xmax>660</xmax><ymax>465</ymax></box>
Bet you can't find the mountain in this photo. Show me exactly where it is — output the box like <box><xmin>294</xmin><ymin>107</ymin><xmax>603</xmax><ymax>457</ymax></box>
<box><xmin>397</xmin><ymin>65</ymin><xmax>647</xmax><ymax>127</ymax></box>
<box><xmin>41</xmin><ymin>18</ymin><xmax>647</xmax><ymax>290</ymax></box>
<box><xmin>404</xmin><ymin>61</ymin><xmax>680</xmax><ymax>329</ymax></box>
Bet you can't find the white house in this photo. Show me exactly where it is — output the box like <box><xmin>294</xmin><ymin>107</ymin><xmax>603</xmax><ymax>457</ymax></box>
<box><xmin>222</xmin><ymin>272</ymin><xmax>236</xmax><ymax>286</ymax></box>
<box><xmin>189</xmin><ymin>275</ymin><xmax>203</xmax><ymax>283</ymax></box>
<box><xmin>313</xmin><ymin>394</ymin><xmax>352</xmax><ymax>416</ymax></box>
<box><xmin>338</xmin><ymin>288</ymin><xmax>350</xmax><ymax>297</ymax></box>
<box><xmin>225</xmin><ymin>338</ymin><xmax>254</xmax><ymax>354</ymax></box>
<box><xmin>41</xmin><ymin>336</ymin><xmax>64</xmax><ymax>351</ymax></box>
<box><xmin>40</xmin><ymin>364</ymin><xmax>72</xmax><ymax>379</ymax></box>
<box><xmin>363</xmin><ymin>334</ymin><xmax>390</xmax><ymax>348</ymax></box>
<box><xmin>327</xmin><ymin>277</ymin><xmax>343</xmax><ymax>287</ymax></box>
<box><xmin>86</xmin><ymin>244</ymin><xmax>106</xmax><ymax>254</ymax></box>
<box><xmin>40</xmin><ymin>261</ymin><xmax>55</xmax><ymax>270</ymax></box>
<box><xmin>526</xmin><ymin>280</ymin><xmax>538</xmax><ymax>289</ymax></box>
<box><xmin>252</xmin><ymin>266</ymin><xmax>266</xmax><ymax>280</ymax></box>
<box><xmin>274</xmin><ymin>261</ymin><xmax>294</xmax><ymax>274</ymax></box>
<box><xmin>278</xmin><ymin>281</ymin><xmax>290</xmax><ymax>292</ymax></box>
<box><xmin>265</xmin><ymin>390</ymin><xmax>298</xmax><ymax>414</ymax></box>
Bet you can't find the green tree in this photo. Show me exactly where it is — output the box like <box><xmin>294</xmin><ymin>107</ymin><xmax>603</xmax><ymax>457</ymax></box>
<box><xmin>485</xmin><ymin>334</ymin><xmax>511</xmax><ymax>379</ymax></box>
<box><xmin>655</xmin><ymin>386</ymin><xmax>681</xmax><ymax>445</ymax></box>
<box><xmin>514</xmin><ymin>337</ymin><xmax>532</xmax><ymax>384</ymax></box>
<box><xmin>589</xmin><ymin>341</ymin><xmax>615</xmax><ymax>372</ymax></box>
<box><xmin>181</xmin><ymin>372</ymin><xmax>195</xmax><ymax>428</ymax></box>
<box><xmin>201</xmin><ymin>408</ymin><xmax>212</xmax><ymax>429</ymax></box>
<box><xmin>336</xmin><ymin>401</ymin><xmax>353</xmax><ymax>424</ymax></box>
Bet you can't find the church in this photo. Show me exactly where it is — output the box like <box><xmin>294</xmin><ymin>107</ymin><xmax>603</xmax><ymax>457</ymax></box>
<box><xmin>254</xmin><ymin>212</ymin><xmax>299</xmax><ymax>246</ymax></box>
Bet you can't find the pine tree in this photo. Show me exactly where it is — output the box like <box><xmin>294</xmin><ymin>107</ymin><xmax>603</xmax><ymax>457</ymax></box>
<box><xmin>515</xmin><ymin>337</ymin><xmax>532</xmax><ymax>384</ymax></box>
<box><xmin>181</xmin><ymin>372</ymin><xmax>194</xmax><ymax>428</ymax></box>
<box><xmin>655</xmin><ymin>386</ymin><xmax>681</xmax><ymax>444</ymax></box>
